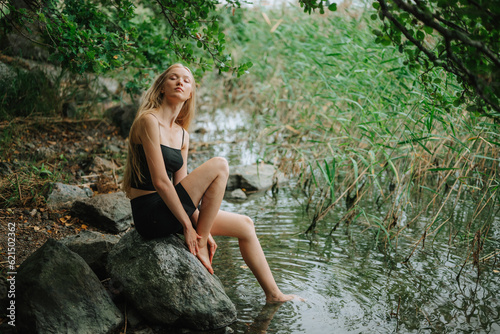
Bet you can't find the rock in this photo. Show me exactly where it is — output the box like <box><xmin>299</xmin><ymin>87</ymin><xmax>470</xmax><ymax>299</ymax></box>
<box><xmin>62</xmin><ymin>101</ymin><xmax>78</xmax><ymax>118</ymax></box>
<box><xmin>0</xmin><ymin>62</ymin><xmax>16</xmax><ymax>81</ymax></box>
<box><xmin>226</xmin><ymin>188</ymin><xmax>247</xmax><ymax>200</ymax></box>
<box><xmin>227</xmin><ymin>164</ymin><xmax>286</xmax><ymax>192</ymax></box>
<box><xmin>107</xmin><ymin>230</ymin><xmax>237</xmax><ymax>331</ymax></box>
<box><xmin>60</xmin><ymin>230</ymin><xmax>120</xmax><ymax>279</ymax></box>
<box><xmin>92</xmin><ymin>156</ymin><xmax>118</xmax><ymax>172</ymax></box>
<box><xmin>46</xmin><ymin>182</ymin><xmax>93</xmax><ymax>210</ymax></box>
<box><xmin>71</xmin><ymin>192</ymin><xmax>132</xmax><ymax>233</ymax></box>
<box><xmin>16</xmin><ymin>239</ymin><xmax>123</xmax><ymax>333</ymax></box>
<box><xmin>125</xmin><ymin>306</ymin><xmax>144</xmax><ymax>327</ymax></box>
<box><xmin>106</xmin><ymin>144</ymin><xmax>122</xmax><ymax>154</ymax></box>
<box><xmin>105</xmin><ymin>104</ymin><xmax>137</xmax><ymax>137</ymax></box>
<box><xmin>36</xmin><ymin>146</ymin><xmax>56</xmax><ymax>160</ymax></box>
<box><xmin>1</xmin><ymin>27</ymin><xmax>49</xmax><ymax>61</ymax></box>
<box><xmin>98</xmin><ymin>77</ymin><xmax>121</xmax><ymax>95</ymax></box>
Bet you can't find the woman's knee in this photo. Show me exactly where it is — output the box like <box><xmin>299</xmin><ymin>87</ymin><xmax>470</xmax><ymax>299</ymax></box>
<box><xmin>240</xmin><ymin>215</ymin><xmax>255</xmax><ymax>233</ymax></box>
<box><xmin>210</xmin><ymin>157</ymin><xmax>229</xmax><ymax>178</ymax></box>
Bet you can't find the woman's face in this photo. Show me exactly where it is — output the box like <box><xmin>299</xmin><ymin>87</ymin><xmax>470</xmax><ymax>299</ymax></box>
<box><xmin>162</xmin><ymin>67</ymin><xmax>194</xmax><ymax>103</ymax></box>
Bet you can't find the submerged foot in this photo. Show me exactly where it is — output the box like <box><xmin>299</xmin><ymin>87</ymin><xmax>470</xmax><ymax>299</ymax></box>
<box><xmin>266</xmin><ymin>293</ymin><xmax>304</xmax><ymax>304</ymax></box>
<box><xmin>196</xmin><ymin>242</ymin><xmax>214</xmax><ymax>275</ymax></box>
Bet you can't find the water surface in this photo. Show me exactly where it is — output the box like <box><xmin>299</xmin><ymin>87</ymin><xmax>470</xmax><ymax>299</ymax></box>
<box><xmin>191</xmin><ymin>109</ymin><xmax>500</xmax><ymax>333</ymax></box>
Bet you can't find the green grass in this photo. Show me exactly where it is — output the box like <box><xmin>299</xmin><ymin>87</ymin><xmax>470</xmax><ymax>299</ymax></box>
<box><xmin>202</xmin><ymin>4</ymin><xmax>499</xmax><ymax>258</ymax></box>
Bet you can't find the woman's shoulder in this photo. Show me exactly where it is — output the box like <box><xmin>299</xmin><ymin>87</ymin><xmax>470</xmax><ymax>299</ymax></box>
<box><xmin>136</xmin><ymin>111</ymin><xmax>160</xmax><ymax>127</ymax></box>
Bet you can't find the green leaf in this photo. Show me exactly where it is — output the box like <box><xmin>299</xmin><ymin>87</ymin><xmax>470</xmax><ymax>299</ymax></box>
<box><xmin>328</xmin><ymin>3</ymin><xmax>337</xmax><ymax>11</ymax></box>
<box><xmin>424</xmin><ymin>26</ymin><xmax>433</xmax><ymax>34</ymax></box>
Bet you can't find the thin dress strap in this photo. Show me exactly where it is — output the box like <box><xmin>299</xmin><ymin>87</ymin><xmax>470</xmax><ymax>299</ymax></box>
<box><xmin>181</xmin><ymin>128</ymin><xmax>185</xmax><ymax>148</ymax></box>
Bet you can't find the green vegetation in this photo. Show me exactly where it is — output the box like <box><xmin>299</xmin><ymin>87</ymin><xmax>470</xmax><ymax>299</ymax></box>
<box><xmin>0</xmin><ymin>68</ymin><xmax>59</xmax><ymax>119</ymax></box>
<box><xmin>301</xmin><ymin>0</ymin><xmax>500</xmax><ymax>120</ymax></box>
<box><xmin>203</xmin><ymin>4</ymin><xmax>499</xmax><ymax>261</ymax></box>
<box><xmin>0</xmin><ymin>0</ymin><xmax>252</xmax><ymax>96</ymax></box>
<box><xmin>1</xmin><ymin>0</ymin><xmax>497</xmax><ymax>263</ymax></box>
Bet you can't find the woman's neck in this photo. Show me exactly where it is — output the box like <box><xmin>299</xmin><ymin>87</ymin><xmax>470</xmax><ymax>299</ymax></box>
<box><xmin>157</xmin><ymin>101</ymin><xmax>183</xmax><ymax>128</ymax></box>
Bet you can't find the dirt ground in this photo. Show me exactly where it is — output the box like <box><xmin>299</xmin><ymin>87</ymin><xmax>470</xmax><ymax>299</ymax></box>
<box><xmin>0</xmin><ymin>117</ymin><xmax>130</xmax><ymax>329</ymax></box>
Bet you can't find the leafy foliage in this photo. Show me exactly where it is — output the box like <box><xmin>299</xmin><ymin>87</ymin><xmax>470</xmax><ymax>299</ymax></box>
<box><xmin>203</xmin><ymin>6</ymin><xmax>499</xmax><ymax>249</ymax></box>
<box><xmin>300</xmin><ymin>0</ymin><xmax>500</xmax><ymax>121</ymax></box>
<box><xmin>0</xmin><ymin>67</ymin><xmax>61</xmax><ymax>118</ymax></box>
<box><xmin>0</xmin><ymin>0</ymin><xmax>252</xmax><ymax>95</ymax></box>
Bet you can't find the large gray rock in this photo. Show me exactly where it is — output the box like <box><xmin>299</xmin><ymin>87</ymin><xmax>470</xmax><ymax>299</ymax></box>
<box><xmin>227</xmin><ymin>163</ymin><xmax>286</xmax><ymax>192</ymax></box>
<box><xmin>71</xmin><ymin>191</ymin><xmax>132</xmax><ymax>233</ymax></box>
<box><xmin>107</xmin><ymin>230</ymin><xmax>236</xmax><ymax>331</ymax></box>
<box><xmin>105</xmin><ymin>104</ymin><xmax>137</xmax><ymax>137</ymax></box>
<box><xmin>17</xmin><ymin>239</ymin><xmax>123</xmax><ymax>334</ymax></box>
<box><xmin>60</xmin><ymin>230</ymin><xmax>121</xmax><ymax>279</ymax></box>
<box><xmin>46</xmin><ymin>182</ymin><xmax>92</xmax><ymax>210</ymax></box>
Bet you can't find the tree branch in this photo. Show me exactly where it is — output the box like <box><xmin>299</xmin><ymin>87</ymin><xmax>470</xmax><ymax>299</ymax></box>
<box><xmin>391</xmin><ymin>0</ymin><xmax>500</xmax><ymax>68</ymax></box>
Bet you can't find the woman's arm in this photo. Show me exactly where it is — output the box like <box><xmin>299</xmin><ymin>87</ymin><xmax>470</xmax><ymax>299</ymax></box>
<box><xmin>173</xmin><ymin>131</ymin><xmax>217</xmax><ymax>263</ymax></box>
<box><xmin>138</xmin><ymin>114</ymin><xmax>200</xmax><ymax>254</ymax></box>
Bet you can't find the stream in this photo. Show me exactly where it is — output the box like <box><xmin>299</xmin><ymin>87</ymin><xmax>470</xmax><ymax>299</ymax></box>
<box><xmin>190</xmin><ymin>108</ymin><xmax>500</xmax><ymax>333</ymax></box>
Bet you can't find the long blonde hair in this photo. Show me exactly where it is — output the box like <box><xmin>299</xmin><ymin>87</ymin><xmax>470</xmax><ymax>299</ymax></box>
<box><xmin>122</xmin><ymin>64</ymin><xmax>196</xmax><ymax>197</ymax></box>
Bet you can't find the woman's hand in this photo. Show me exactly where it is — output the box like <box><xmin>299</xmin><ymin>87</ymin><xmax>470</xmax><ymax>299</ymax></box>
<box><xmin>207</xmin><ymin>233</ymin><xmax>217</xmax><ymax>264</ymax></box>
<box><xmin>184</xmin><ymin>226</ymin><xmax>201</xmax><ymax>255</ymax></box>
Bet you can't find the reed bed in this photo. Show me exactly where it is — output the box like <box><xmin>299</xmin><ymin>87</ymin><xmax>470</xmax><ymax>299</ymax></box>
<box><xmin>203</xmin><ymin>3</ymin><xmax>499</xmax><ymax>263</ymax></box>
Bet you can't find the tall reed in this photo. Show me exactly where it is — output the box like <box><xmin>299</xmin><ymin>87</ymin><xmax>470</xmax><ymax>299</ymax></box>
<box><xmin>203</xmin><ymin>3</ymin><xmax>499</xmax><ymax>264</ymax></box>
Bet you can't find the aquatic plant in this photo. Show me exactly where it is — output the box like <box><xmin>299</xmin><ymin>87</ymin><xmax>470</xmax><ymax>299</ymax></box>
<box><xmin>203</xmin><ymin>3</ymin><xmax>499</xmax><ymax>267</ymax></box>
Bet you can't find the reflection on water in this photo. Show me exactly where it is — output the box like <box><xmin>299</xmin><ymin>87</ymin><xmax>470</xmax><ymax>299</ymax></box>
<box><xmin>192</xmin><ymin>109</ymin><xmax>500</xmax><ymax>333</ymax></box>
<box><xmin>214</xmin><ymin>190</ymin><xmax>500</xmax><ymax>333</ymax></box>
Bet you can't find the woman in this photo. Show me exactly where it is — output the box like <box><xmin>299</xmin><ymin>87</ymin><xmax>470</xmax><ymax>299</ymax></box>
<box><xmin>122</xmin><ymin>63</ymin><xmax>295</xmax><ymax>303</ymax></box>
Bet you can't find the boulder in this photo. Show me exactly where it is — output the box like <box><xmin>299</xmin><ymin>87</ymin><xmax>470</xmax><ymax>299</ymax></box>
<box><xmin>91</xmin><ymin>156</ymin><xmax>118</xmax><ymax>173</ymax></box>
<box><xmin>16</xmin><ymin>239</ymin><xmax>123</xmax><ymax>334</ymax></box>
<box><xmin>105</xmin><ymin>104</ymin><xmax>137</xmax><ymax>137</ymax></box>
<box><xmin>226</xmin><ymin>188</ymin><xmax>247</xmax><ymax>200</ymax></box>
<box><xmin>46</xmin><ymin>182</ymin><xmax>93</xmax><ymax>210</ymax></box>
<box><xmin>71</xmin><ymin>191</ymin><xmax>132</xmax><ymax>233</ymax></box>
<box><xmin>60</xmin><ymin>230</ymin><xmax>120</xmax><ymax>279</ymax></box>
<box><xmin>227</xmin><ymin>163</ymin><xmax>286</xmax><ymax>192</ymax></box>
<box><xmin>107</xmin><ymin>230</ymin><xmax>236</xmax><ymax>331</ymax></box>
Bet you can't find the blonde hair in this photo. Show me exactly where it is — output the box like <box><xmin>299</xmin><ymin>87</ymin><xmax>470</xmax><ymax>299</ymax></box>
<box><xmin>122</xmin><ymin>63</ymin><xmax>196</xmax><ymax>197</ymax></box>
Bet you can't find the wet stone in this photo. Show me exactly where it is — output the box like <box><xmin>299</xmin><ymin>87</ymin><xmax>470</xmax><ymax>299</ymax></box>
<box><xmin>17</xmin><ymin>239</ymin><xmax>123</xmax><ymax>333</ymax></box>
<box><xmin>227</xmin><ymin>163</ymin><xmax>286</xmax><ymax>192</ymax></box>
<box><xmin>60</xmin><ymin>230</ymin><xmax>120</xmax><ymax>279</ymax></box>
<box><xmin>107</xmin><ymin>230</ymin><xmax>237</xmax><ymax>331</ymax></box>
<box><xmin>227</xmin><ymin>188</ymin><xmax>247</xmax><ymax>200</ymax></box>
<box><xmin>46</xmin><ymin>182</ymin><xmax>93</xmax><ymax>210</ymax></box>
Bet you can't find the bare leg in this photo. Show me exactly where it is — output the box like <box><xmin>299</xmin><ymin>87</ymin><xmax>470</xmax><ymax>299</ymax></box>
<box><xmin>210</xmin><ymin>210</ymin><xmax>295</xmax><ymax>303</ymax></box>
<box><xmin>179</xmin><ymin>159</ymin><xmax>297</xmax><ymax>301</ymax></box>
<box><xmin>178</xmin><ymin>157</ymin><xmax>229</xmax><ymax>274</ymax></box>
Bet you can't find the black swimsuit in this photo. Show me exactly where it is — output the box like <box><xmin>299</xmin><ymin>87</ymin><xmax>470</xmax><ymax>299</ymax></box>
<box><xmin>130</xmin><ymin>116</ymin><xmax>196</xmax><ymax>239</ymax></box>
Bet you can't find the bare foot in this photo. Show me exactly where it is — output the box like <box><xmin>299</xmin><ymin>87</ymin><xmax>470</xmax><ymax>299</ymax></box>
<box><xmin>196</xmin><ymin>242</ymin><xmax>214</xmax><ymax>275</ymax></box>
<box><xmin>266</xmin><ymin>293</ymin><xmax>304</xmax><ymax>304</ymax></box>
